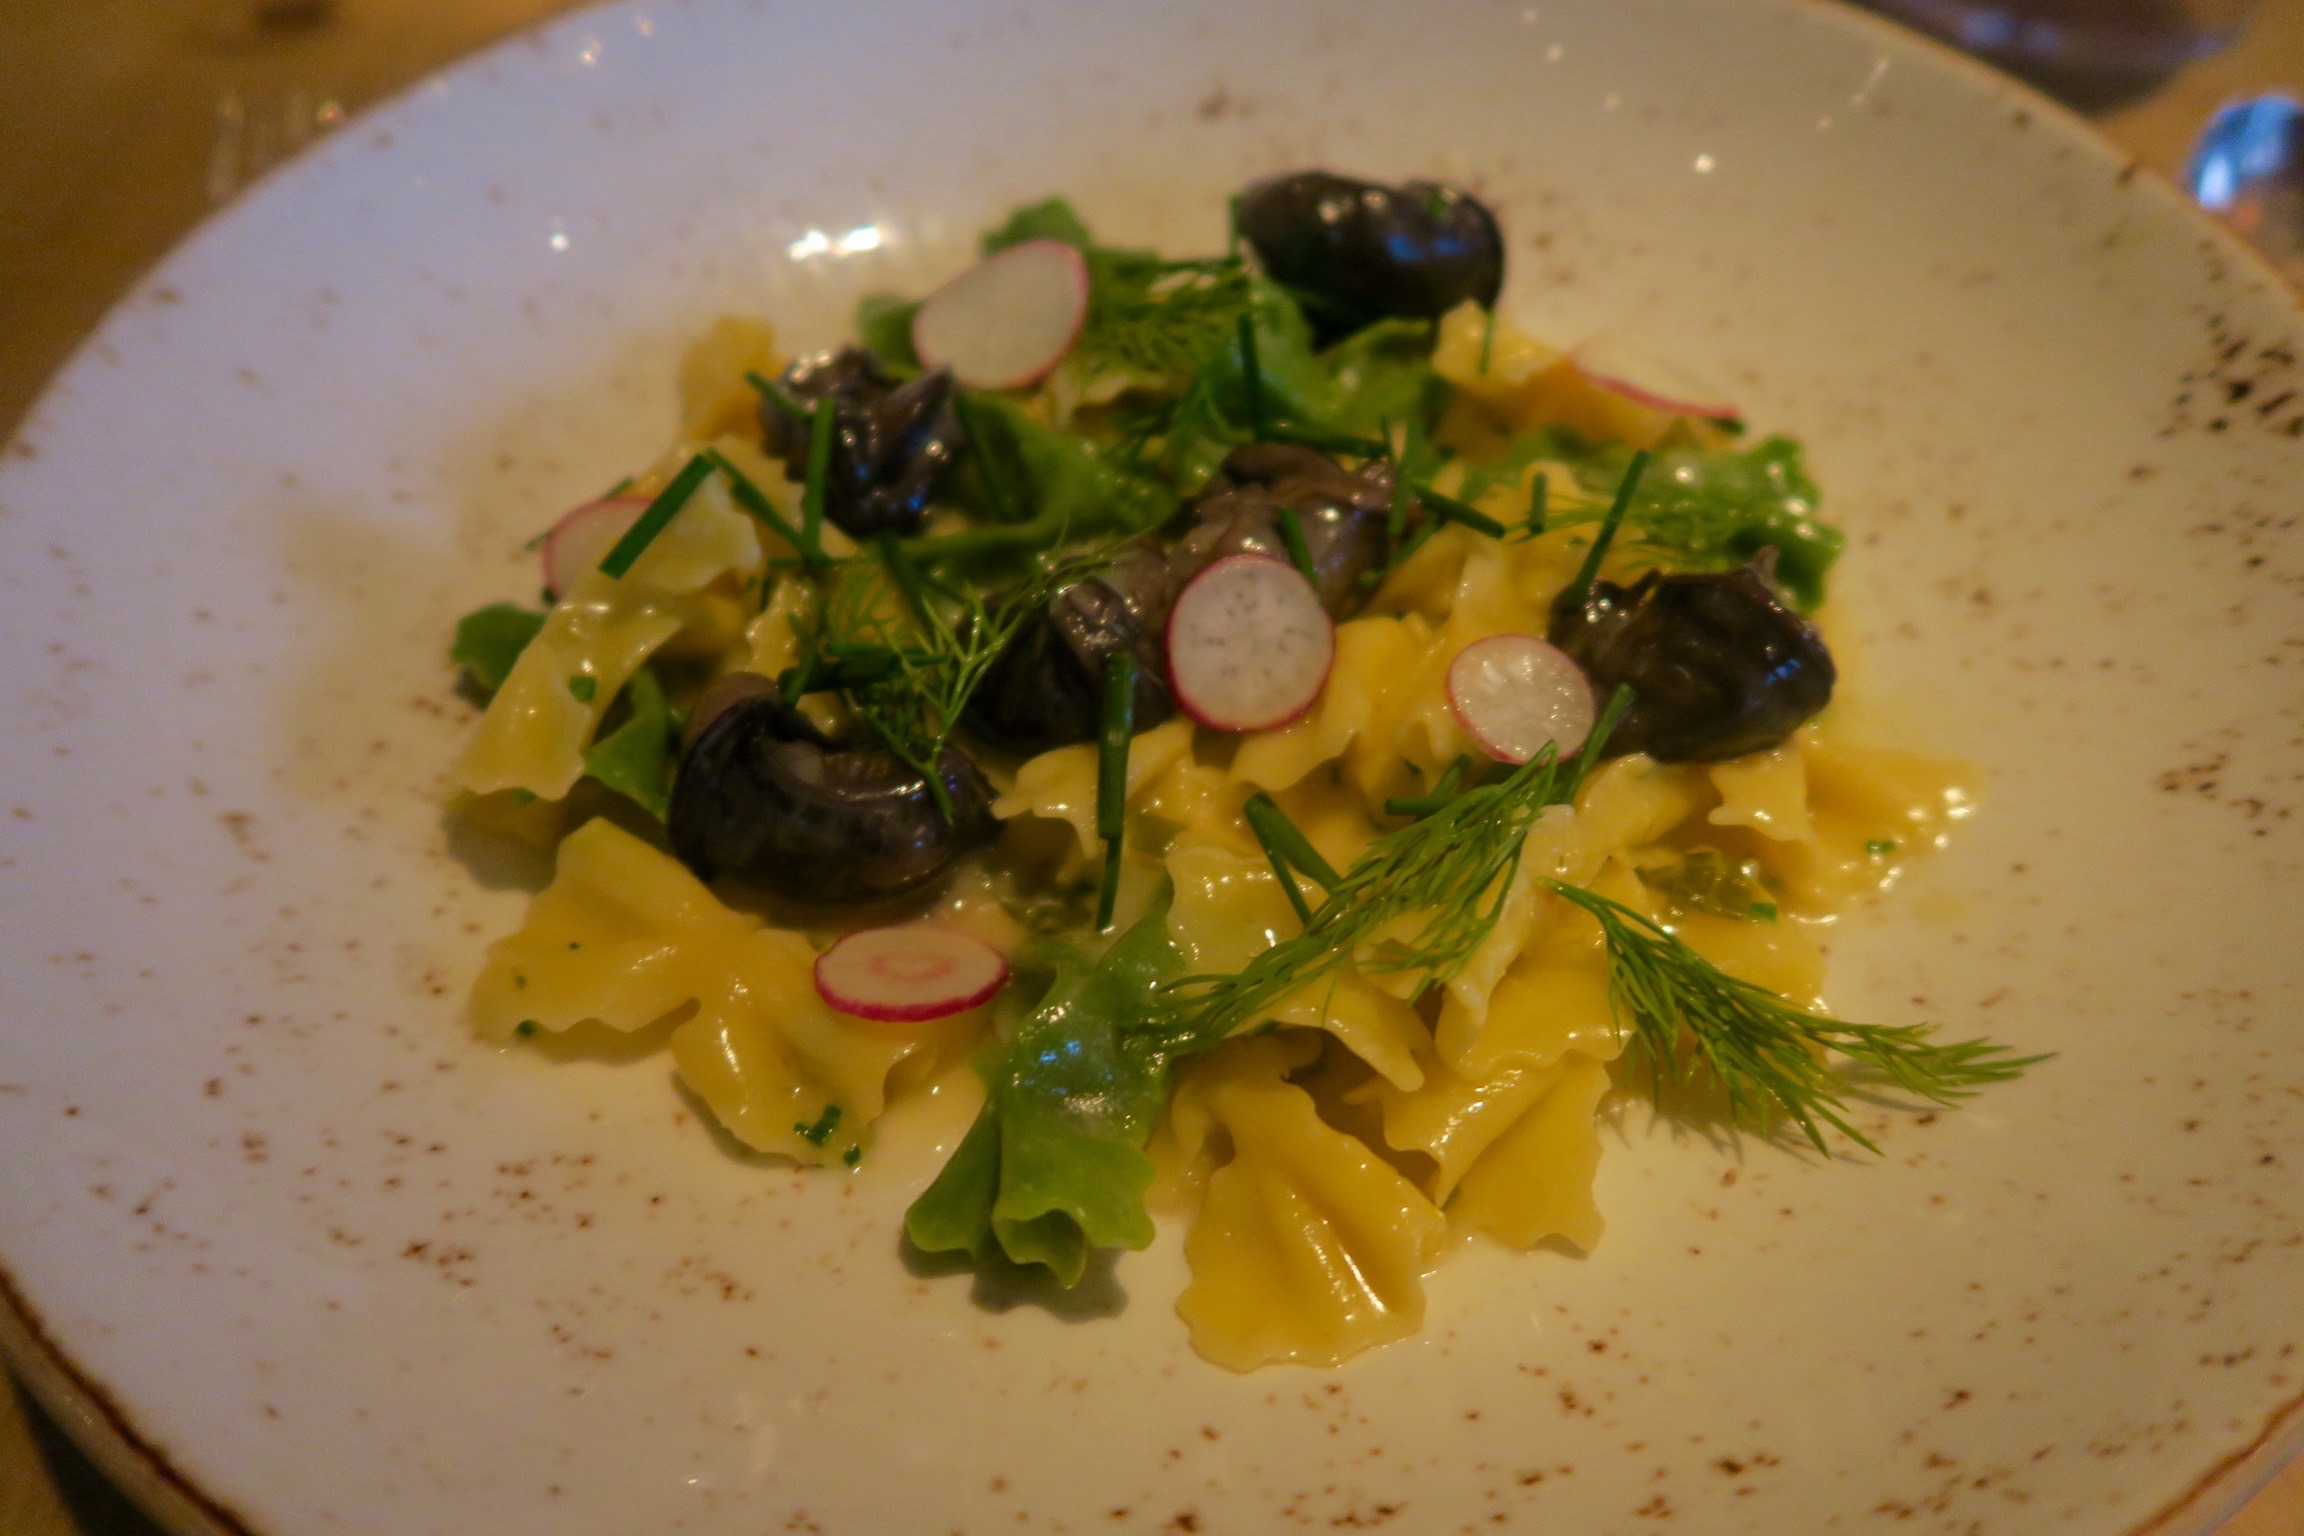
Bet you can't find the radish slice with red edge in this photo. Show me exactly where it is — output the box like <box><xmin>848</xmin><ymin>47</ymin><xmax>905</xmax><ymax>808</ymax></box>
<box><xmin>1571</xmin><ymin>338</ymin><xmax>1741</xmax><ymax>424</ymax></box>
<box><xmin>910</xmin><ymin>238</ymin><xmax>1090</xmax><ymax>389</ymax></box>
<box><xmin>1165</xmin><ymin>554</ymin><xmax>1335</xmax><ymax>732</ymax></box>
<box><xmin>813</xmin><ymin>926</ymin><xmax>1008</xmax><ymax>1023</ymax></box>
<box><xmin>542</xmin><ymin>495</ymin><xmax>649</xmax><ymax>598</ymax></box>
<box><xmin>1447</xmin><ymin>633</ymin><xmax>1597</xmax><ymax>764</ymax></box>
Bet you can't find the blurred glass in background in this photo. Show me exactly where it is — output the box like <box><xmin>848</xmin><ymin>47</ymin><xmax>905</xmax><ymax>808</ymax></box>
<box><xmin>1857</xmin><ymin>0</ymin><xmax>2260</xmax><ymax>111</ymax></box>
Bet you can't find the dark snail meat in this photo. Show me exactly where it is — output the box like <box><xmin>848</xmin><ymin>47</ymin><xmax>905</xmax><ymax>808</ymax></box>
<box><xmin>1548</xmin><ymin>558</ymin><xmax>1836</xmax><ymax>763</ymax></box>
<box><xmin>965</xmin><ymin>544</ymin><xmax>1177</xmax><ymax>758</ymax></box>
<box><xmin>758</xmin><ymin>346</ymin><xmax>963</xmax><ymax>538</ymax></box>
<box><xmin>1170</xmin><ymin>443</ymin><xmax>1397</xmax><ymax>620</ymax></box>
<box><xmin>668</xmin><ymin>686</ymin><xmax>998</xmax><ymax>905</ymax></box>
<box><xmin>1235</xmin><ymin>171</ymin><xmax>1505</xmax><ymax>343</ymax></box>
<box><xmin>965</xmin><ymin>444</ymin><xmax>1398</xmax><ymax>757</ymax></box>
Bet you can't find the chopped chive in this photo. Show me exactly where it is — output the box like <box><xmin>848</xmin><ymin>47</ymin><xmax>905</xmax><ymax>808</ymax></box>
<box><xmin>514</xmin><ymin>1019</ymin><xmax>539</xmax><ymax>1038</ymax></box>
<box><xmin>744</xmin><ymin>369</ymin><xmax>808</xmax><ymax>422</ymax></box>
<box><xmin>1866</xmin><ymin>839</ymin><xmax>1898</xmax><ymax>857</ymax></box>
<box><xmin>1095</xmin><ymin>652</ymin><xmax>1138</xmax><ymax>931</ymax></box>
<box><xmin>794</xmin><ymin>1103</ymin><xmax>842</xmax><ymax>1147</ymax></box>
<box><xmin>1237</xmin><ymin>312</ymin><xmax>1267</xmax><ymax>442</ymax></box>
<box><xmin>1478</xmin><ymin>307</ymin><xmax>1497</xmax><ymax>375</ymax></box>
<box><xmin>1242</xmin><ymin>795</ymin><xmax>1332</xmax><ymax>925</ymax></box>
<box><xmin>705</xmin><ymin>447</ymin><xmax>822</xmax><ymax>572</ymax></box>
<box><xmin>597</xmin><ymin>453</ymin><xmax>715</xmax><ymax>579</ymax></box>
<box><xmin>1275</xmin><ymin>506</ymin><xmax>1319</xmax><ymax>588</ymax></box>
<box><xmin>876</xmin><ymin>535</ymin><xmax>935</xmax><ymax>628</ymax></box>
<box><xmin>1420</xmin><ymin>488</ymin><xmax>1509</xmax><ymax>540</ymax></box>
<box><xmin>566</xmin><ymin>673</ymin><xmax>598</xmax><ymax>704</ymax></box>
<box><xmin>1096</xmin><ymin>836</ymin><xmax>1126</xmax><ymax>933</ymax></box>
<box><xmin>1559</xmin><ymin>685</ymin><xmax>1635</xmax><ymax>802</ymax></box>
<box><xmin>1397</xmin><ymin>413</ymin><xmax>1435</xmax><ymax>482</ymax></box>
<box><xmin>1528</xmin><ymin>471</ymin><xmax>1549</xmax><ymax>536</ymax></box>
<box><xmin>951</xmin><ymin>392</ymin><xmax>1019</xmax><ymax>525</ymax></box>
<box><xmin>1242</xmin><ymin>792</ymin><xmax>1340</xmax><ymax>888</ymax></box>
<box><xmin>800</xmin><ymin>396</ymin><xmax>835</xmax><ymax>555</ymax></box>
<box><xmin>1562</xmin><ymin>448</ymin><xmax>1651</xmax><ymax>614</ymax></box>
<box><xmin>1264</xmin><ymin>423</ymin><xmax>1389</xmax><ymax>459</ymax></box>
<box><xmin>604</xmin><ymin>475</ymin><xmax>635</xmax><ymax>498</ymax></box>
<box><xmin>778</xmin><ymin>651</ymin><xmax>904</xmax><ymax>697</ymax></box>
<box><xmin>842</xmin><ymin>1144</ymin><xmax>863</xmax><ymax>1168</ymax></box>
<box><xmin>1096</xmin><ymin>654</ymin><xmax>1137</xmax><ymax>845</ymax></box>
<box><xmin>1382</xmin><ymin>755</ymin><xmax>1471</xmax><ymax>818</ymax></box>
<box><xmin>1748</xmin><ymin>902</ymin><xmax>1780</xmax><ymax>922</ymax></box>
<box><xmin>1257</xmin><ymin>829</ymin><xmax>1315</xmax><ymax>927</ymax></box>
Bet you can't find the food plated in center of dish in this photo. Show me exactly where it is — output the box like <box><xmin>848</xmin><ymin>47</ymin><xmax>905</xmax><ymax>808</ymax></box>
<box><xmin>446</xmin><ymin>171</ymin><xmax>2037</xmax><ymax>1370</ymax></box>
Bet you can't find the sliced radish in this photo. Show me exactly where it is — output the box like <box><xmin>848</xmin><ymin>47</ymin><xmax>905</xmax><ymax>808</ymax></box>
<box><xmin>814</xmin><ymin>926</ymin><xmax>1008</xmax><ymax>1023</ymax></box>
<box><xmin>910</xmin><ymin>238</ymin><xmax>1090</xmax><ymax>389</ymax></box>
<box><xmin>542</xmin><ymin>495</ymin><xmax>649</xmax><ymax>598</ymax></box>
<box><xmin>1447</xmin><ymin>634</ymin><xmax>1597</xmax><ymax>764</ymax></box>
<box><xmin>1166</xmin><ymin>554</ymin><xmax>1335</xmax><ymax>732</ymax></box>
<box><xmin>1571</xmin><ymin>338</ymin><xmax>1741</xmax><ymax>424</ymax></box>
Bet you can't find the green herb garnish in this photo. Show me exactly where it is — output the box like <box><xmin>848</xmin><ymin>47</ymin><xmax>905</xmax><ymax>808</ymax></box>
<box><xmin>800</xmin><ymin>396</ymin><xmax>835</xmax><ymax>556</ymax></box>
<box><xmin>1636</xmin><ymin>849</ymin><xmax>1774</xmax><ymax>922</ymax></box>
<box><xmin>704</xmin><ymin>447</ymin><xmax>822</xmax><ymax>573</ymax></box>
<box><xmin>1866</xmin><ymin>839</ymin><xmax>1898</xmax><ymax>857</ymax></box>
<box><xmin>1164</xmin><ymin>744</ymin><xmax>1579</xmax><ymax>1049</ymax></box>
<box><xmin>800</xmin><ymin>549</ymin><xmax>1097</xmax><ymax>819</ymax></box>
<box><xmin>1095</xmin><ymin>652</ymin><xmax>1137</xmax><ymax>931</ymax></box>
<box><xmin>1275</xmin><ymin>506</ymin><xmax>1319</xmax><ymax>588</ymax></box>
<box><xmin>855</xmin><ymin>293</ymin><xmax>923</xmax><ymax>370</ymax></box>
<box><xmin>1548</xmin><ymin>881</ymin><xmax>2044</xmax><ymax>1154</ymax></box>
<box><xmin>1382</xmin><ymin>754</ymin><xmax>1474</xmax><ymax>819</ymax></box>
<box><xmin>1528</xmin><ymin>470</ymin><xmax>1549</xmax><ymax>536</ymax></box>
<box><xmin>1241</xmin><ymin>792</ymin><xmax>1339</xmax><ymax>928</ymax></box>
<box><xmin>1262</xmin><ymin>423</ymin><xmax>1391</xmax><ymax>458</ymax></box>
<box><xmin>1418</xmin><ymin>487</ymin><xmax>1509</xmax><ymax>540</ymax></box>
<box><xmin>905</xmin><ymin>891</ymin><xmax>1188</xmax><ymax>1284</ymax></box>
<box><xmin>1563</xmin><ymin>448</ymin><xmax>1651</xmax><ymax>614</ymax></box>
<box><xmin>450</xmin><ymin>603</ymin><xmax>546</xmax><ymax>695</ymax></box>
<box><xmin>794</xmin><ymin>1103</ymin><xmax>843</xmax><ymax>1148</ymax></box>
<box><xmin>1520</xmin><ymin>430</ymin><xmax>1842</xmax><ymax>608</ymax></box>
<box><xmin>1237</xmin><ymin>312</ymin><xmax>1267</xmax><ymax>441</ymax></box>
<box><xmin>744</xmin><ymin>368</ymin><xmax>808</xmax><ymax>422</ymax></box>
<box><xmin>598</xmin><ymin>453</ymin><xmax>715</xmax><ymax>580</ymax></box>
<box><xmin>581</xmin><ymin>665</ymin><xmax>675</xmax><ymax>819</ymax></box>
<box><xmin>912</xmin><ymin>395</ymin><xmax>1172</xmax><ymax>566</ymax></box>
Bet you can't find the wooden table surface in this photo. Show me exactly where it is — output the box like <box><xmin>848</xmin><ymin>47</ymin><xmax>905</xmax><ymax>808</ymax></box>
<box><xmin>0</xmin><ymin>2</ymin><xmax>2298</xmax><ymax>1533</ymax></box>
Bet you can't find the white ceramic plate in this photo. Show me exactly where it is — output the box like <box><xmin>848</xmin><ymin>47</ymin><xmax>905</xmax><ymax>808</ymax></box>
<box><xmin>3</xmin><ymin>2</ymin><xmax>2300</xmax><ymax>1532</ymax></box>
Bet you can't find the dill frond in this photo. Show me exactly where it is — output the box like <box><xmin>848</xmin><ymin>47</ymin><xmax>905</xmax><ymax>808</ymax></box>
<box><xmin>1159</xmin><ymin>744</ymin><xmax>1573</xmax><ymax>1051</ymax></box>
<box><xmin>797</xmin><ymin>545</ymin><xmax>1099</xmax><ymax>817</ymax></box>
<box><xmin>1546</xmin><ymin>881</ymin><xmax>2047</xmax><ymax>1155</ymax></box>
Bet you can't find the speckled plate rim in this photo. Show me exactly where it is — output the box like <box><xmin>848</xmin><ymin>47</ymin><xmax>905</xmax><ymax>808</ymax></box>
<box><xmin>0</xmin><ymin>1</ymin><xmax>2298</xmax><ymax>1533</ymax></box>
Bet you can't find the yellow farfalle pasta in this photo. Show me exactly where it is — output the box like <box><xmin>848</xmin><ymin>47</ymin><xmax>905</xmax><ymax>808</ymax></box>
<box><xmin>1229</xmin><ymin>614</ymin><xmax>1429</xmax><ymax>802</ymax></box>
<box><xmin>461</xmin><ymin>470</ymin><xmax>761</xmax><ymax>800</ymax></box>
<box><xmin>1171</xmin><ymin>1036</ymin><xmax>1447</xmax><ymax>1371</ymax></box>
<box><xmin>1163</xmin><ymin>837</ymin><xmax>1429</xmax><ymax>1090</ymax></box>
<box><xmin>994</xmin><ymin>718</ymin><xmax>1196</xmax><ymax>876</ymax></box>
<box><xmin>677</xmin><ymin>316</ymin><xmax>783</xmax><ymax>443</ymax></box>
<box><xmin>1444</xmin><ymin>1052</ymin><xmax>1614</xmax><ymax>1252</ymax></box>
<box><xmin>469</xmin><ymin>819</ymin><xmax>979</xmax><ymax>1166</ymax></box>
<box><xmin>453</xmin><ymin>272</ymin><xmax>2010</xmax><ymax>1378</ymax></box>
<box><xmin>1696</xmin><ymin>725</ymin><xmax>1975</xmax><ymax>912</ymax></box>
